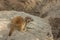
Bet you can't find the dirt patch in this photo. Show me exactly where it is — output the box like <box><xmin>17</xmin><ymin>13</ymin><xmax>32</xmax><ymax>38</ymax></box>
<box><xmin>0</xmin><ymin>0</ymin><xmax>58</xmax><ymax>17</ymax></box>
<box><xmin>49</xmin><ymin>17</ymin><xmax>60</xmax><ymax>40</ymax></box>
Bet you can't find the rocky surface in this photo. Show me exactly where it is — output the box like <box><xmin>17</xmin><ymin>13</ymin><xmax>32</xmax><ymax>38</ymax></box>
<box><xmin>49</xmin><ymin>17</ymin><xmax>60</xmax><ymax>40</ymax></box>
<box><xmin>0</xmin><ymin>11</ymin><xmax>53</xmax><ymax>40</ymax></box>
<box><xmin>0</xmin><ymin>0</ymin><xmax>59</xmax><ymax>17</ymax></box>
<box><xmin>0</xmin><ymin>0</ymin><xmax>60</xmax><ymax>40</ymax></box>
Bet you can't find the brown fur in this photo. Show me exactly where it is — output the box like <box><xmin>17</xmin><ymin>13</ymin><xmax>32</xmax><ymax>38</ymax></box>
<box><xmin>8</xmin><ymin>16</ymin><xmax>33</xmax><ymax>36</ymax></box>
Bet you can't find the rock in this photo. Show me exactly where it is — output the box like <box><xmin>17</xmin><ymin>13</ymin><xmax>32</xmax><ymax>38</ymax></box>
<box><xmin>0</xmin><ymin>11</ymin><xmax>53</xmax><ymax>40</ymax></box>
<box><xmin>49</xmin><ymin>17</ymin><xmax>60</xmax><ymax>40</ymax></box>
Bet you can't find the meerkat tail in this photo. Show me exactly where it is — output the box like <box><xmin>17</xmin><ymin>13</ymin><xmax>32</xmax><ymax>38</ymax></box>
<box><xmin>8</xmin><ymin>27</ymin><xmax>14</xmax><ymax>36</ymax></box>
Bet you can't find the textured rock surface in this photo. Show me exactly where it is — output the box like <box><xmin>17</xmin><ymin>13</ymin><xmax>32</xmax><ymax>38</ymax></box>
<box><xmin>49</xmin><ymin>17</ymin><xmax>60</xmax><ymax>40</ymax></box>
<box><xmin>0</xmin><ymin>0</ymin><xmax>59</xmax><ymax>17</ymax></box>
<box><xmin>0</xmin><ymin>11</ymin><xmax>53</xmax><ymax>40</ymax></box>
<box><xmin>0</xmin><ymin>0</ymin><xmax>60</xmax><ymax>40</ymax></box>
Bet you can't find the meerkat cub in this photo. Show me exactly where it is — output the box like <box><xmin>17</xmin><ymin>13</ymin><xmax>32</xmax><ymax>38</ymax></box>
<box><xmin>8</xmin><ymin>16</ymin><xmax>33</xmax><ymax>36</ymax></box>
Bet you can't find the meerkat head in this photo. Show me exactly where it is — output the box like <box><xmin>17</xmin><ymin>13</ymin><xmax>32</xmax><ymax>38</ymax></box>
<box><xmin>25</xmin><ymin>16</ymin><xmax>33</xmax><ymax>23</ymax></box>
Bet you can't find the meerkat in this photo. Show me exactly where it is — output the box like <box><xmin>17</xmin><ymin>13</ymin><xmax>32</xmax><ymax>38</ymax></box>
<box><xmin>8</xmin><ymin>16</ymin><xmax>33</xmax><ymax>36</ymax></box>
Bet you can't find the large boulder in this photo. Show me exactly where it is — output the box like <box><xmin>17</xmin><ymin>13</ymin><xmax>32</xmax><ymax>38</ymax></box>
<box><xmin>0</xmin><ymin>11</ymin><xmax>53</xmax><ymax>40</ymax></box>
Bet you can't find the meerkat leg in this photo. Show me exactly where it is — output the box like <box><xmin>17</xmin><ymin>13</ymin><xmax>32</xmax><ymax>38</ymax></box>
<box><xmin>8</xmin><ymin>27</ymin><xmax>14</xmax><ymax>36</ymax></box>
<box><xmin>20</xmin><ymin>26</ymin><xmax>25</xmax><ymax>32</ymax></box>
<box><xmin>24</xmin><ymin>27</ymin><xmax>26</xmax><ymax>31</ymax></box>
<box><xmin>19</xmin><ymin>23</ymin><xmax>26</xmax><ymax>32</ymax></box>
<box><xmin>22</xmin><ymin>23</ymin><xmax>26</xmax><ymax>32</ymax></box>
